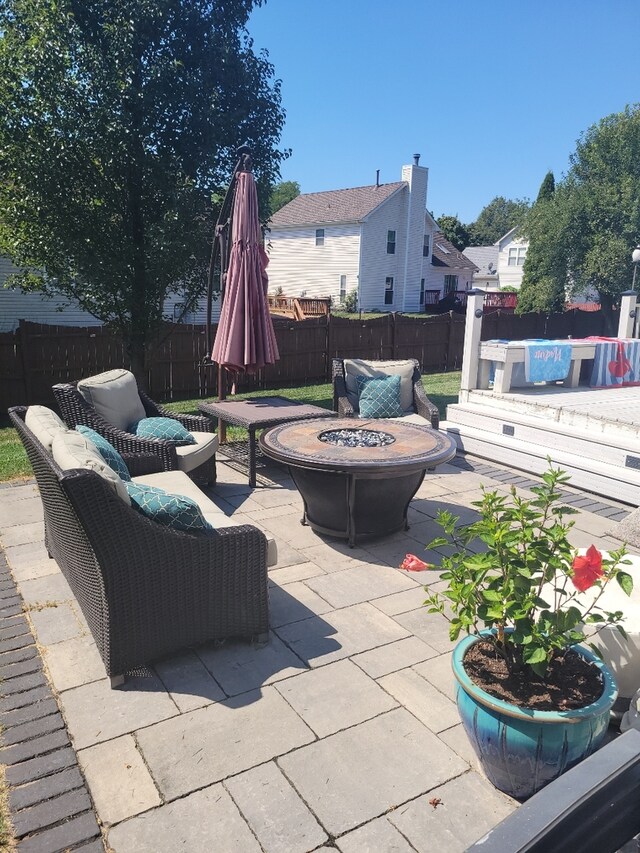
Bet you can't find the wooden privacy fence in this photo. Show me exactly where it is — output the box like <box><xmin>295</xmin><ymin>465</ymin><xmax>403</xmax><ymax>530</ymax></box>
<box><xmin>0</xmin><ymin>307</ymin><xmax>618</xmax><ymax>411</ymax></box>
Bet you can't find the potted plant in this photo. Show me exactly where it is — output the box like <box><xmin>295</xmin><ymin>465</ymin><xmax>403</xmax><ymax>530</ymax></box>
<box><xmin>401</xmin><ymin>465</ymin><xmax>633</xmax><ymax>800</ymax></box>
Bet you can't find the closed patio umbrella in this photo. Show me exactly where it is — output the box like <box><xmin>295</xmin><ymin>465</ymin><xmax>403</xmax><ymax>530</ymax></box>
<box><xmin>211</xmin><ymin>154</ymin><xmax>279</xmax><ymax>377</ymax></box>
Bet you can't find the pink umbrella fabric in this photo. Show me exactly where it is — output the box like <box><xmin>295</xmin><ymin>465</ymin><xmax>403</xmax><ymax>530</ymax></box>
<box><xmin>212</xmin><ymin>170</ymin><xmax>279</xmax><ymax>373</ymax></box>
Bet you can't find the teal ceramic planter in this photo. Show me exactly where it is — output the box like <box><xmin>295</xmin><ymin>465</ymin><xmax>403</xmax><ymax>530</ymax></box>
<box><xmin>452</xmin><ymin>634</ymin><xmax>618</xmax><ymax>800</ymax></box>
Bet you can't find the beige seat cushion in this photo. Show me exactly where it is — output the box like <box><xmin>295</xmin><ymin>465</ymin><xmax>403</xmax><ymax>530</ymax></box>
<box><xmin>343</xmin><ymin>359</ymin><xmax>415</xmax><ymax>413</ymax></box>
<box><xmin>25</xmin><ymin>406</ymin><xmax>68</xmax><ymax>451</ymax></box>
<box><xmin>77</xmin><ymin>369</ymin><xmax>146</xmax><ymax>431</ymax></box>
<box><xmin>133</xmin><ymin>470</ymin><xmax>277</xmax><ymax>566</ymax></box>
<box><xmin>174</xmin><ymin>432</ymin><xmax>220</xmax><ymax>473</ymax></box>
<box><xmin>51</xmin><ymin>431</ymin><xmax>130</xmax><ymax>504</ymax></box>
<box><xmin>396</xmin><ymin>412</ymin><xmax>431</xmax><ymax>427</ymax></box>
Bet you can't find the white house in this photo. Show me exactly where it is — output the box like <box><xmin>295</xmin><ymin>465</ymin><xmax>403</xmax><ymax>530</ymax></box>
<box><xmin>267</xmin><ymin>156</ymin><xmax>475</xmax><ymax>312</ymax></box>
<box><xmin>464</xmin><ymin>227</ymin><xmax>528</xmax><ymax>292</ymax></box>
<box><xmin>0</xmin><ymin>255</ymin><xmax>220</xmax><ymax>332</ymax></box>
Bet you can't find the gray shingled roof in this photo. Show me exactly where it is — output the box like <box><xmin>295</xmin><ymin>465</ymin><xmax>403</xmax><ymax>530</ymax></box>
<box><xmin>462</xmin><ymin>245</ymin><xmax>499</xmax><ymax>277</ymax></box>
<box><xmin>269</xmin><ymin>182</ymin><xmax>406</xmax><ymax>227</ymax></box>
<box><xmin>431</xmin><ymin>233</ymin><xmax>478</xmax><ymax>271</ymax></box>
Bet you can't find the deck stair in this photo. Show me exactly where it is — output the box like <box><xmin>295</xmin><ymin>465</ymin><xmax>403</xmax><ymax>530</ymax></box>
<box><xmin>442</xmin><ymin>389</ymin><xmax>640</xmax><ymax>506</ymax></box>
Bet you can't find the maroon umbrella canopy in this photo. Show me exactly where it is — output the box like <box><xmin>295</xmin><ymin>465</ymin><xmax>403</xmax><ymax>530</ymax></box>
<box><xmin>212</xmin><ymin>170</ymin><xmax>279</xmax><ymax>374</ymax></box>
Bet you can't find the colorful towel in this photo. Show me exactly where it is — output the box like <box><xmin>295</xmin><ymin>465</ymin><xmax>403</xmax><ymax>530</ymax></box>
<box><xmin>523</xmin><ymin>341</ymin><xmax>572</xmax><ymax>383</ymax></box>
<box><xmin>590</xmin><ymin>338</ymin><xmax>640</xmax><ymax>387</ymax></box>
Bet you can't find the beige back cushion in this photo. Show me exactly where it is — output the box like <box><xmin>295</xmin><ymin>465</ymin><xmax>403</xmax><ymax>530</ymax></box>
<box><xmin>25</xmin><ymin>406</ymin><xmax>68</xmax><ymax>452</ymax></box>
<box><xmin>51</xmin><ymin>431</ymin><xmax>130</xmax><ymax>505</ymax></box>
<box><xmin>77</xmin><ymin>369</ymin><xmax>146</xmax><ymax>431</ymax></box>
<box><xmin>343</xmin><ymin>359</ymin><xmax>415</xmax><ymax>413</ymax></box>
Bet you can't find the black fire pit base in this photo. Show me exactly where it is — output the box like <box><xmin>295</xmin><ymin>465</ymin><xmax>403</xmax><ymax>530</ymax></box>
<box><xmin>289</xmin><ymin>466</ymin><xmax>426</xmax><ymax>546</ymax></box>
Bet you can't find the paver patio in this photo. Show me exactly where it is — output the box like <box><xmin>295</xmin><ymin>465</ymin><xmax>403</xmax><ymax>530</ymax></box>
<box><xmin>0</xmin><ymin>451</ymin><xmax>636</xmax><ymax>851</ymax></box>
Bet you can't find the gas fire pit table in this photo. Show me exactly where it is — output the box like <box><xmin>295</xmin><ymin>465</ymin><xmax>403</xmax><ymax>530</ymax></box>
<box><xmin>259</xmin><ymin>417</ymin><xmax>457</xmax><ymax>546</ymax></box>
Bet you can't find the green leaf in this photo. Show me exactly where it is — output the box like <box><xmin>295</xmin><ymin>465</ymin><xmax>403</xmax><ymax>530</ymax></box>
<box><xmin>523</xmin><ymin>646</ymin><xmax>547</xmax><ymax>664</ymax></box>
<box><xmin>616</xmin><ymin>571</ymin><xmax>634</xmax><ymax>596</ymax></box>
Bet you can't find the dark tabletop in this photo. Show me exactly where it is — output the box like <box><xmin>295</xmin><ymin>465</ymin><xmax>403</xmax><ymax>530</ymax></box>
<box><xmin>198</xmin><ymin>396</ymin><xmax>335</xmax><ymax>429</ymax></box>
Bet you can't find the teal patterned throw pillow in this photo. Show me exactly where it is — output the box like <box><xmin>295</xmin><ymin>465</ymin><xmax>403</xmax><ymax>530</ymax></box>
<box><xmin>125</xmin><ymin>482</ymin><xmax>213</xmax><ymax>532</ymax></box>
<box><xmin>356</xmin><ymin>374</ymin><xmax>404</xmax><ymax>419</ymax></box>
<box><xmin>130</xmin><ymin>417</ymin><xmax>196</xmax><ymax>446</ymax></box>
<box><xmin>75</xmin><ymin>425</ymin><xmax>131</xmax><ymax>481</ymax></box>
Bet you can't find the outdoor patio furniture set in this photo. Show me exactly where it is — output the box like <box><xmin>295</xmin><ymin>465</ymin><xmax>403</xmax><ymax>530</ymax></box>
<box><xmin>10</xmin><ymin>358</ymin><xmax>448</xmax><ymax>686</ymax></box>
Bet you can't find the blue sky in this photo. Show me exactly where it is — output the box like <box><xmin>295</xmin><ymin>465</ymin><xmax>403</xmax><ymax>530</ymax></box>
<box><xmin>248</xmin><ymin>0</ymin><xmax>640</xmax><ymax>223</ymax></box>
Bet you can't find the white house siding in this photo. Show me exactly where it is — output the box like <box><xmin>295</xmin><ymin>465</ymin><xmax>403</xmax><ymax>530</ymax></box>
<box><xmin>266</xmin><ymin>223</ymin><xmax>361</xmax><ymax>303</ymax></box>
<box><xmin>497</xmin><ymin>232</ymin><xmax>528</xmax><ymax>290</ymax></box>
<box><xmin>359</xmin><ymin>187</ymin><xmax>407</xmax><ymax>311</ymax></box>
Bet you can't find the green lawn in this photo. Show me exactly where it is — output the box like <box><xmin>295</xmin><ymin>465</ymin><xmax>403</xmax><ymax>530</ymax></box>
<box><xmin>0</xmin><ymin>370</ymin><xmax>462</xmax><ymax>482</ymax></box>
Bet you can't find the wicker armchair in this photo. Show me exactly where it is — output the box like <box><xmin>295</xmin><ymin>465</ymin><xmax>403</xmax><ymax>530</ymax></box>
<box><xmin>9</xmin><ymin>406</ymin><xmax>269</xmax><ymax>687</ymax></box>
<box><xmin>332</xmin><ymin>358</ymin><xmax>440</xmax><ymax>429</ymax></box>
<box><xmin>53</xmin><ymin>372</ymin><xmax>217</xmax><ymax>484</ymax></box>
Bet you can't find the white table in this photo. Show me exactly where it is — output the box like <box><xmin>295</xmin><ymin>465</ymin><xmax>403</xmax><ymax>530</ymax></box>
<box><xmin>479</xmin><ymin>340</ymin><xmax>597</xmax><ymax>393</ymax></box>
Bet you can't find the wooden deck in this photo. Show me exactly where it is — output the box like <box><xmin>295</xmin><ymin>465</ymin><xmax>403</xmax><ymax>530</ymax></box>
<box><xmin>444</xmin><ymin>384</ymin><xmax>640</xmax><ymax>506</ymax></box>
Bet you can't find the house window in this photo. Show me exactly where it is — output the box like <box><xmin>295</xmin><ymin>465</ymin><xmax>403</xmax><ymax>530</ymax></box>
<box><xmin>315</xmin><ymin>228</ymin><xmax>325</xmax><ymax>247</ymax></box>
<box><xmin>423</xmin><ymin>235</ymin><xmax>430</xmax><ymax>257</ymax></box>
<box><xmin>420</xmin><ymin>278</ymin><xmax>425</xmax><ymax>305</ymax></box>
<box><xmin>508</xmin><ymin>247</ymin><xmax>527</xmax><ymax>266</ymax></box>
<box><xmin>444</xmin><ymin>274</ymin><xmax>458</xmax><ymax>294</ymax></box>
<box><xmin>387</xmin><ymin>230</ymin><xmax>396</xmax><ymax>254</ymax></box>
<box><xmin>340</xmin><ymin>275</ymin><xmax>346</xmax><ymax>301</ymax></box>
<box><xmin>384</xmin><ymin>276</ymin><xmax>394</xmax><ymax>305</ymax></box>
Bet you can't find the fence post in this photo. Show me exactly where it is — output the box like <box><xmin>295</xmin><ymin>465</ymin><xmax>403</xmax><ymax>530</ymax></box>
<box><xmin>618</xmin><ymin>291</ymin><xmax>638</xmax><ymax>338</ymax></box>
<box><xmin>460</xmin><ymin>290</ymin><xmax>485</xmax><ymax>400</ymax></box>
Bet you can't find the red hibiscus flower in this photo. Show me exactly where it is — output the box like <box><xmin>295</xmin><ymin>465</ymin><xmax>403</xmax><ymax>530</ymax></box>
<box><xmin>572</xmin><ymin>545</ymin><xmax>604</xmax><ymax>591</ymax></box>
<box><xmin>400</xmin><ymin>554</ymin><xmax>430</xmax><ymax>572</ymax></box>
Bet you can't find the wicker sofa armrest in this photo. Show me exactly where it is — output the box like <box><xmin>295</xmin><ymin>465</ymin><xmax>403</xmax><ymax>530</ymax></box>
<box><xmin>138</xmin><ymin>390</ymin><xmax>214</xmax><ymax>434</ymax></box>
<box><xmin>53</xmin><ymin>382</ymin><xmax>179</xmax><ymax>470</ymax></box>
<box><xmin>122</xmin><ymin>453</ymin><xmax>165</xmax><ymax>477</ymax></box>
<box><xmin>413</xmin><ymin>378</ymin><xmax>440</xmax><ymax>430</ymax></box>
<box><xmin>334</xmin><ymin>377</ymin><xmax>356</xmax><ymax>418</ymax></box>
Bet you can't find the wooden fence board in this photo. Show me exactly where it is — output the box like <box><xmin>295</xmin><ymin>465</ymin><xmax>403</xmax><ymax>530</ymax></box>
<box><xmin>0</xmin><ymin>307</ymin><xmax>621</xmax><ymax>411</ymax></box>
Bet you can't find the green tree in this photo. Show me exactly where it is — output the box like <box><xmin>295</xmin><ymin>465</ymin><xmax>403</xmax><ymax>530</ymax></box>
<box><xmin>518</xmin><ymin>106</ymin><xmax>640</xmax><ymax>326</ymax></box>
<box><xmin>517</xmin><ymin>171</ymin><xmax>566</xmax><ymax>314</ymax></box>
<box><xmin>467</xmin><ymin>196</ymin><xmax>530</xmax><ymax>246</ymax></box>
<box><xmin>436</xmin><ymin>215</ymin><xmax>470</xmax><ymax>251</ymax></box>
<box><xmin>270</xmin><ymin>180</ymin><xmax>300</xmax><ymax>215</ymax></box>
<box><xmin>0</xmin><ymin>0</ymin><xmax>286</xmax><ymax>378</ymax></box>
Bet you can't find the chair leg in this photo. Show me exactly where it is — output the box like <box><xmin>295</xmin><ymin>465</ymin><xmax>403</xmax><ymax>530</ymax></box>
<box><xmin>110</xmin><ymin>674</ymin><xmax>125</xmax><ymax>689</ymax></box>
<box><xmin>252</xmin><ymin>632</ymin><xmax>269</xmax><ymax>647</ymax></box>
<box><xmin>207</xmin><ymin>455</ymin><xmax>217</xmax><ymax>486</ymax></box>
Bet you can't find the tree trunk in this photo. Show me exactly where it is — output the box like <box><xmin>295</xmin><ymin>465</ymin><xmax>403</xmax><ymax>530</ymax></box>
<box><xmin>599</xmin><ymin>292</ymin><xmax>616</xmax><ymax>335</ymax></box>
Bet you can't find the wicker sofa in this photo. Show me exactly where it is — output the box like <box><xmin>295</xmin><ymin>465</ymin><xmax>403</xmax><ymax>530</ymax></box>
<box><xmin>10</xmin><ymin>406</ymin><xmax>272</xmax><ymax>687</ymax></box>
<box><xmin>52</xmin><ymin>369</ymin><xmax>218</xmax><ymax>484</ymax></box>
<box><xmin>332</xmin><ymin>358</ymin><xmax>440</xmax><ymax>429</ymax></box>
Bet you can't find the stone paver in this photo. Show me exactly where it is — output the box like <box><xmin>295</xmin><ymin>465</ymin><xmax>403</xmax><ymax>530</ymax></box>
<box><xmin>3</xmin><ymin>455</ymin><xmax>632</xmax><ymax>852</ymax></box>
<box><xmin>58</xmin><ymin>675</ymin><xmax>178</xmax><ymax>749</ymax></box>
<box><xmin>78</xmin><ymin>735</ymin><xmax>161</xmax><ymax>826</ymax></box>
<box><xmin>137</xmin><ymin>685</ymin><xmax>315</xmax><ymax>799</ymax></box>
<box><xmin>275</xmin><ymin>659</ymin><xmax>397</xmax><ymax>737</ymax></box>
<box><xmin>352</xmin><ymin>636</ymin><xmax>438</xmax><ymax>678</ymax></box>
<box><xmin>387</xmin><ymin>772</ymin><xmax>515</xmax><ymax>852</ymax></box>
<box><xmin>275</xmin><ymin>602</ymin><xmax>410</xmax><ymax>666</ymax></box>
<box><xmin>42</xmin><ymin>634</ymin><xmax>106</xmax><ymax>691</ymax></box>
<box><xmin>107</xmin><ymin>784</ymin><xmax>262</xmax><ymax>853</ymax></box>
<box><xmin>280</xmin><ymin>708</ymin><xmax>467</xmax><ymax>835</ymax></box>
<box><xmin>197</xmin><ymin>631</ymin><xmax>307</xmax><ymax>696</ymax></box>
<box><xmin>304</xmin><ymin>562</ymin><xmax>417</xmax><ymax>608</ymax></box>
<box><xmin>225</xmin><ymin>761</ymin><xmax>328</xmax><ymax>853</ymax></box>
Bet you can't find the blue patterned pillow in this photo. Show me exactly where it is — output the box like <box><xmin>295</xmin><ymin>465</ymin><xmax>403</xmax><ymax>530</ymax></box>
<box><xmin>130</xmin><ymin>417</ymin><xmax>196</xmax><ymax>446</ymax></box>
<box><xmin>125</xmin><ymin>482</ymin><xmax>213</xmax><ymax>532</ymax></box>
<box><xmin>75</xmin><ymin>425</ymin><xmax>131</xmax><ymax>481</ymax></box>
<box><xmin>356</xmin><ymin>374</ymin><xmax>404</xmax><ymax>419</ymax></box>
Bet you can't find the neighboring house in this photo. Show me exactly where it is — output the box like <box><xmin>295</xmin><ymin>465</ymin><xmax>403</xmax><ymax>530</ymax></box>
<box><xmin>426</xmin><ymin>229</ymin><xmax>477</xmax><ymax>300</ymax></box>
<box><xmin>267</xmin><ymin>156</ymin><xmax>472</xmax><ymax>312</ymax></box>
<box><xmin>464</xmin><ymin>227</ymin><xmax>528</xmax><ymax>291</ymax></box>
<box><xmin>462</xmin><ymin>245</ymin><xmax>499</xmax><ymax>291</ymax></box>
<box><xmin>0</xmin><ymin>256</ymin><xmax>220</xmax><ymax>332</ymax></box>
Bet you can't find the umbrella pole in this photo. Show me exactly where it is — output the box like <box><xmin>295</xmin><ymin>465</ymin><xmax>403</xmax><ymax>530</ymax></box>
<box><xmin>218</xmin><ymin>363</ymin><xmax>227</xmax><ymax>444</ymax></box>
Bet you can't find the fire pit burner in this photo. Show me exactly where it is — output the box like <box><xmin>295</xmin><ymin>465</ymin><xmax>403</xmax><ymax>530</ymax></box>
<box><xmin>319</xmin><ymin>428</ymin><xmax>395</xmax><ymax>448</ymax></box>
